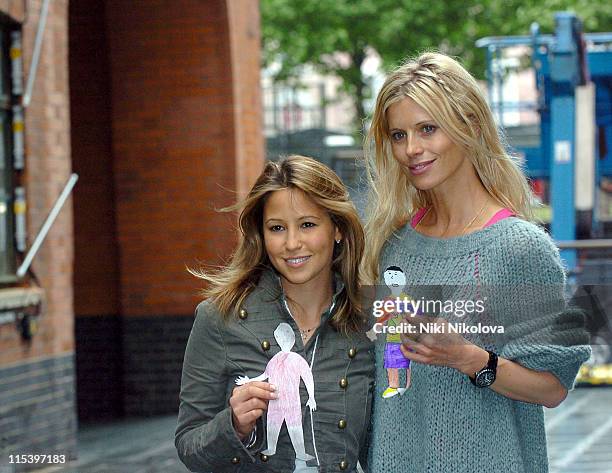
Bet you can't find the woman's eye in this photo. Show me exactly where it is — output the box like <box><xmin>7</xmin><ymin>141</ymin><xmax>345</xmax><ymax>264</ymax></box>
<box><xmin>390</xmin><ymin>131</ymin><xmax>405</xmax><ymax>142</ymax></box>
<box><xmin>301</xmin><ymin>221</ymin><xmax>316</xmax><ymax>229</ymax></box>
<box><xmin>421</xmin><ymin>124</ymin><xmax>436</xmax><ymax>135</ymax></box>
<box><xmin>269</xmin><ymin>225</ymin><xmax>284</xmax><ymax>232</ymax></box>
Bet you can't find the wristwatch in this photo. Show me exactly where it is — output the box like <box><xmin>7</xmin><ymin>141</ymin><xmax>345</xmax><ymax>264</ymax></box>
<box><xmin>469</xmin><ymin>350</ymin><xmax>498</xmax><ymax>387</ymax></box>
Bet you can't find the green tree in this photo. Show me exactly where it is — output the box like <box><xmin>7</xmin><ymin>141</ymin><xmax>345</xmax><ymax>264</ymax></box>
<box><xmin>261</xmin><ymin>0</ymin><xmax>611</xmax><ymax>129</ymax></box>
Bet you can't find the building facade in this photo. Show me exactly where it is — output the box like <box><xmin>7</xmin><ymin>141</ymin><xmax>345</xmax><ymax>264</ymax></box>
<box><xmin>0</xmin><ymin>1</ymin><xmax>263</xmax><ymax>469</ymax></box>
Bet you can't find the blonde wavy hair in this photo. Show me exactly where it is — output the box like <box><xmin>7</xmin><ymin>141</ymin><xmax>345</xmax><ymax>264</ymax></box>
<box><xmin>193</xmin><ymin>155</ymin><xmax>366</xmax><ymax>333</ymax></box>
<box><xmin>362</xmin><ymin>52</ymin><xmax>536</xmax><ymax>284</ymax></box>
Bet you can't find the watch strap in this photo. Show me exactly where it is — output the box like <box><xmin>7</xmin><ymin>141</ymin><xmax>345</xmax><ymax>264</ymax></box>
<box><xmin>469</xmin><ymin>350</ymin><xmax>498</xmax><ymax>386</ymax></box>
<box><xmin>488</xmin><ymin>351</ymin><xmax>498</xmax><ymax>370</ymax></box>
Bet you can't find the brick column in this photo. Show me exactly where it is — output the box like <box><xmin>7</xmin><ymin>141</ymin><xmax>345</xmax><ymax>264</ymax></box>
<box><xmin>103</xmin><ymin>0</ymin><xmax>264</xmax><ymax>415</ymax></box>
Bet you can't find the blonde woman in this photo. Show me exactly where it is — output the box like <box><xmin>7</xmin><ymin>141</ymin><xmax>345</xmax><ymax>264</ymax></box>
<box><xmin>363</xmin><ymin>52</ymin><xmax>590</xmax><ymax>472</ymax></box>
<box><xmin>175</xmin><ymin>156</ymin><xmax>373</xmax><ymax>473</ymax></box>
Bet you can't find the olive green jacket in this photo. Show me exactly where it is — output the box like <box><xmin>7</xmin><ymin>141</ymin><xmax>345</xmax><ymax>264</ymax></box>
<box><xmin>175</xmin><ymin>270</ymin><xmax>374</xmax><ymax>473</ymax></box>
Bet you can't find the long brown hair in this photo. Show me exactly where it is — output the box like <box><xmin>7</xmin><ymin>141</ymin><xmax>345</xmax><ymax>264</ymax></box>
<box><xmin>192</xmin><ymin>155</ymin><xmax>365</xmax><ymax>332</ymax></box>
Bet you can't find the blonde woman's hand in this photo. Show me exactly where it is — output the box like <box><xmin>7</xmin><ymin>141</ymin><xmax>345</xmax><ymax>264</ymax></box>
<box><xmin>399</xmin><ymin>316</ymin><xmax>478</xmax><ymax>374</ymax></box>
<box><xmin>230</xmin><ymin>381</ymin><xmax>277</xmax><ymax>439</ymax></box>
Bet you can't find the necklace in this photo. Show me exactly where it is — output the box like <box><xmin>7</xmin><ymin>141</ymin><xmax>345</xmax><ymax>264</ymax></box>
<box><xmin>283</xmin><ymin>297</ymin><xmax>323</xmax><ymax>344</ymax></box>
<box><xmin>415</xmin><ymin>202</ymin><xmax>488</xmax><ymax>237</ymax></box>
<box><xmin>299</xmin><ymin>325</ymin><xmax>318</xmax><ymax>343</ymax></box>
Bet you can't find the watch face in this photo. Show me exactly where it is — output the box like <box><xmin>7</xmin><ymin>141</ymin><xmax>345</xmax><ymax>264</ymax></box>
<box><xmin>476</xmin><ymin>369</ymin><xmax>496</xmax><ymax>387</ymax></box>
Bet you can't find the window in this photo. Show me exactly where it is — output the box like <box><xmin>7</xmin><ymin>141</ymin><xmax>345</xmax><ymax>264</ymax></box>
<box><xmin>0</xmin><ymin>19</ymin><xmax>20</xmax><ymax>281</ymax></box>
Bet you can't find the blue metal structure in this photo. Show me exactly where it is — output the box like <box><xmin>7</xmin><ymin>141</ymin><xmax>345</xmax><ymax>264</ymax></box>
<box><xmin>476</xmin><ymin>12</ymin><xmax>612</xmax><ymax>271</ymax></box>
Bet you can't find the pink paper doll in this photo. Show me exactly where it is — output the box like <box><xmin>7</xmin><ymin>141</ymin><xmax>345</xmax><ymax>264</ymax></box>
<box><xmin>235</xmin><ymin>322</ymin><xmax>316</xmax><ymax>460</ymax></box>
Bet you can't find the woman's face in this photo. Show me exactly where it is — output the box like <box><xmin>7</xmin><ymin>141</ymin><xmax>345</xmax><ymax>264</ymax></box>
<box><xmin>386</xmin><ymin>97</ymin><xmax>473</xmax><ymax>193</ymax></box>
<box><xmin>263</xmin><ymin>188</ymin><xmax>341</xmax><ymax>291</ymax></box>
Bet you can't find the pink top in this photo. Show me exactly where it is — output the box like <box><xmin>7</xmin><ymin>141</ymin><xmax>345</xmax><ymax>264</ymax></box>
<box><xmin>410</xmin><ymin>207</ymin><xmax>515</xmax><ymax>229</ymax></box>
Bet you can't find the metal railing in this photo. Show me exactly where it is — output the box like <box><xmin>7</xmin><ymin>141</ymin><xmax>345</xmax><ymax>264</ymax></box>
<box><xmin>557</xmin><ymin>240</ymin><xmax>612</xmax><ymax>249</ymax></box>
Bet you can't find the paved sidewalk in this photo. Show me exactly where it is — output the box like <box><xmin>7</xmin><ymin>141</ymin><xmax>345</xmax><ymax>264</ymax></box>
<box><xmin>33</xmin><ymin>416</ymin><xmax>188</xmax><ymax>473</ymax></box>
<box><xmin>546</xmin><ymin>387</ymin><xmax>612</xmax><ymax>473</ymax></box>
<box><xmin>20</xmin><ymin>386</ymin><xmax>612</xmax><ymax>473</ymax></box>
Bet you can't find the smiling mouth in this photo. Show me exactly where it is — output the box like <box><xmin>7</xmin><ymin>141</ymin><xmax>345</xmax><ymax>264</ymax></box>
<box><xmin>285</xmin><ymin>256</ymin><xmax>311</xmax><ymax>266</ymax></box>
<box><xmin>409</xmin><ymin>159</ymin><xmax>435</xmax><ymax>171</ymax></box>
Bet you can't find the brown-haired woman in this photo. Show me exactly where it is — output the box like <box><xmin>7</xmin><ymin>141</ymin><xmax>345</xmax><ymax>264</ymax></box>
<box><xmin>175</xmin><ymin>156</ymin><xmax>373</xmax><ymax>473</ymax></box>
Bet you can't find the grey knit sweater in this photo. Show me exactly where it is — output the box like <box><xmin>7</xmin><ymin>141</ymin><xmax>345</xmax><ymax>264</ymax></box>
<box><xmin>369</xmin><ymin>217</ymin><xmax>591</xmax><ymax>473</ymax></box>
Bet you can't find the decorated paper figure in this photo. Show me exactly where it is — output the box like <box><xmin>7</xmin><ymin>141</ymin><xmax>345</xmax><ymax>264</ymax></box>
<box><xmin>377</xmin><ymin>266</ymin><xmax>414</xmax><ymax>398</ymax></box>
<box><xmin>235</xmin><ymin>322</ymin><xmax>316</xmax><ymax>460</ymax></box>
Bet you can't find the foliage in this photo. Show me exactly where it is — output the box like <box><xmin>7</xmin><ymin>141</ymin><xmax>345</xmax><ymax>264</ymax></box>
<box><xmin>261</xmin><ymin>0</ymin><xmax>612</xmax><ymax>126</ymax></box>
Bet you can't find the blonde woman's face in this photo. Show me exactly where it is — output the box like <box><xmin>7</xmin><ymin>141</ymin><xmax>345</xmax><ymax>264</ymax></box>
<box><xmin>387</xmin><ymin>97</ymin><xmax>474</xmax><ymax>193</ymax></box>
<box><xmin>263</xmin><ymin>188</ymin><xmax>341</xmax><ymax>292</ymax></box>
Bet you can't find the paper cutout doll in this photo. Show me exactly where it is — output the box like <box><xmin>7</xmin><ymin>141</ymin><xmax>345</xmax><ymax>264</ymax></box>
<box><xmin>377</xmin><ymin>266</ymin><xmax>413</xmax><ymax>398</ymax></box>
<box><xmin>235</xmin><ymin>322</ymin><xmax>316</xmax><ymax>460</ymax></box>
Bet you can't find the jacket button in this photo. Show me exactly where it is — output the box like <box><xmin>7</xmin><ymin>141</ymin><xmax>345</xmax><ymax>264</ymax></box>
<box><xmin>338</xmin><ymin>419</ymin><xmax>347</xmax><ymax>429</ymax></box>
<box><xmin>348</xmin><ymin>347</ymin><xmax>357</xmax><ymax>358</ymax></box>
<box><xmin>261</xmin><ymin>340</ymin><xmax>271</xmax><ymax>351</ymax></box>
<box><xmin>339</xmin><ymin>460</ymin><xmax>348</xmax><ymax>470</ymax></box>
<box><xmin>260</xmin><ymin>453</ymin><xmax>269</xmax><ymax>462</ymax></box>
<box><xmin>239</xmin><ymin>308</ymin><xmax>248</xmax><ymax>320</ymax></box>
<box><xmin>339</xmin><ymin>377</ymin><xmax>348</xmax><ymax>389</ymax></box>
<box><xmin>231</xmin><ymin>456</ymin><xmax>240</xmax><ymax>464</ymax></box>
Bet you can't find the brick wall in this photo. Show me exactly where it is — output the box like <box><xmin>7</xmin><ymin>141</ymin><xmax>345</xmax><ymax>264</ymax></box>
<box><xmin>1</xmin><ymin>0</ymin><xmax>264</xmax><ymax>463</ymax></box>
<box><xmin>69</xmin><ymin>0</ymin><xmax>118</xmax><ymax>318</ymax></box>
<box><xmin>0</xmin><ymin>0</ymin><xmax>74</xmax><ymax>365</ymax></box>
<box><xmin>0</xmin><ymin>355</ymin><xmax>77</xmax><ymax>472</ymax></box>
<box><xmin>0</xmin><ymin>0</ymin><xmax>77</xmax><ymax>467</ymax></box>
<box><xmin>71</xmin><ymin>0</ymin><xmax>265</xmax><ymax>318</ymax></box>
<box><xmin>122</xmin><ymin>316</ymin><xmax>194</xmax><ymax>416</ymax></box>
<box><xmin>0</xmin><ymin>0</ymin><xmax>24</xmax><ymax>22</ymax></box>
<box><xmin>74</xmin><ymin>316</ymin><xmax>123</xmax><ymax>421</ymax></box>
<box><xmin>105</xmin><ymin>0</ymin><xmax>233</xmax><ymax>317</ymax></box>
<box><xmin>227</xmin><ymin>0</ymin><xmax>266</xmax><ymax>200</ymax></box>
<box><xmin>22</xmin><ymin>0</ymin><xmax>74</xmax><ymax>359</ymax></box>
<box><xmin>70</xmin><ymin>0</ymin><xmax>264</xmax><ymax>417</ymax></box>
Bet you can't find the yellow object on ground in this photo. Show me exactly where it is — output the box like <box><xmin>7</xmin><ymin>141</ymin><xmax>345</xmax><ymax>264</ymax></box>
<box><xmin>576</xmin><ymin>364</ymin><xmax>612</xmax><ymax>385</ymax></box>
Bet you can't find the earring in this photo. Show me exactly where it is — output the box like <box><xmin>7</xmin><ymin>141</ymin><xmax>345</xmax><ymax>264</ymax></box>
<box><xmin>335</xmin><ymin>239</ymin><xmax>341</xmax><ymax>244</ymax></box>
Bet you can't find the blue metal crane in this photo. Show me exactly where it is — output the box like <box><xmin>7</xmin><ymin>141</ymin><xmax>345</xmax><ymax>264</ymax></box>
<box><xmin>477</xmin><ymin>12</ymin><xmax>612</xmax><ymax>271</ymax></box>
